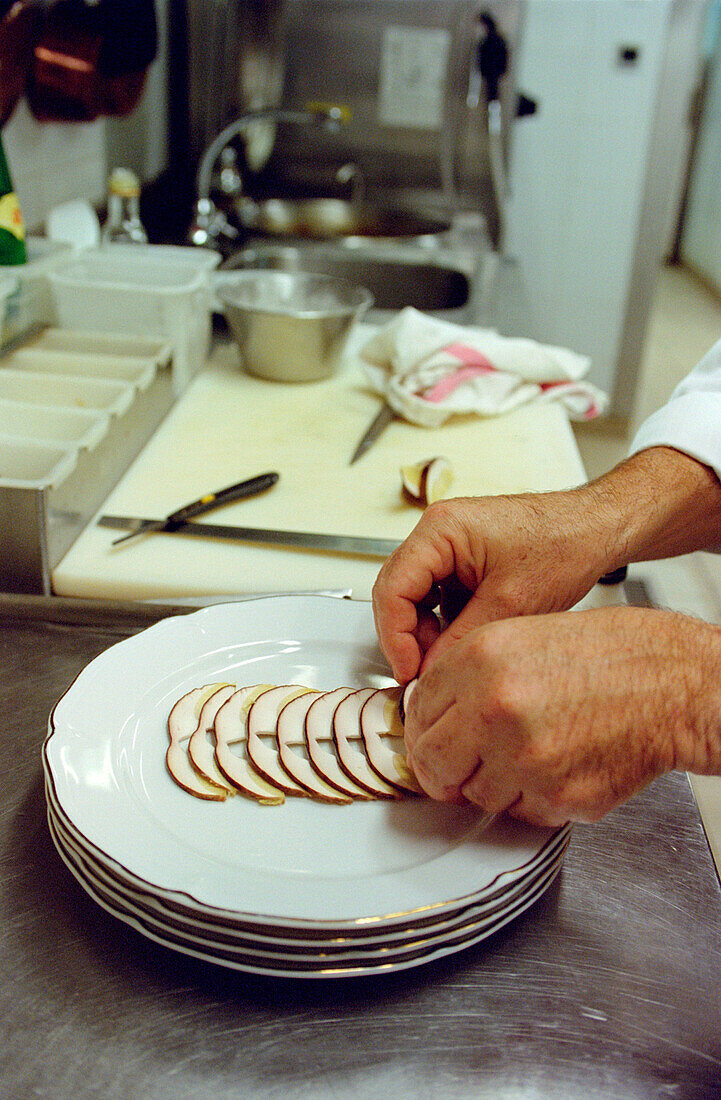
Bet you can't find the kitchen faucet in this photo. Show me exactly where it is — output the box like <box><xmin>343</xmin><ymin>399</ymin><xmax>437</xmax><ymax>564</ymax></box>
<box><xmin>188</xmin><ymin>102</ymin><xmax>350</xmax><ymax>248</ymax></box>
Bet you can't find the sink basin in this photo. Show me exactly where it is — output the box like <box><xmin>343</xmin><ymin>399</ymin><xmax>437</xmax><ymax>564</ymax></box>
<box><xmin>220</xmin><ymin>244</ymin><xmax>471</xmax><ymax>319</ymax></box>
<box><xmin>235</xmin><ymin>197</ymin><xmax>450</xmax><ymax>244</ymax></box>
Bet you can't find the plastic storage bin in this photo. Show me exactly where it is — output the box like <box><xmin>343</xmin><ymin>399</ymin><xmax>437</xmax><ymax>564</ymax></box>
<box><xmin>49</xmin><ymin>245</ymin><xmax>221</xmax><ymax>394</ymax></box>
<box><xmin>0</xmin><ymin>327</ymin><xmax>174</xmax><ymax>594</ymax></box>
<box><xmin>0</xmin><ymin>237</ymin><xmax>72</xmax><ymax>348</ymax></box>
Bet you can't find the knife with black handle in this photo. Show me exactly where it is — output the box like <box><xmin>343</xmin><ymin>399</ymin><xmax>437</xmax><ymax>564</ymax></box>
<box><xmin>110</xmin><ymin>472</ymin><xmax>279</xmax><ymax>546</ymax></box>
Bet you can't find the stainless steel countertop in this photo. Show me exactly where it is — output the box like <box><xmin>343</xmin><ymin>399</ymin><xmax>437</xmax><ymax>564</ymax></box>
<box><xmin>2</xmin><ymin>594</ymin><xmax>721</xmax><ymax>1099</ymax></box>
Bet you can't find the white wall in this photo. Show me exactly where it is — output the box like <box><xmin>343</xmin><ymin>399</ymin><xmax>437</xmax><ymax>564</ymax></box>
<box><xmin>681</xmin><ymin>6</ymin><xmax>721</xmax><ymax>291</ymax></box>
<box><xmin>492</xmin><ymin>0</ymin><xmax>703</xmax><ymax>415</ymax></box>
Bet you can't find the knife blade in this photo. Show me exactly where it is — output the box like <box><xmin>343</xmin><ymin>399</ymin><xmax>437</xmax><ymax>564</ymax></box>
<box><xmin>109</xmin><ymin>472</ymin><xmax>280</xmax><ymax>546</ymax></box>
<box><xmin>100</xmin><ymin>512</ymin><xmax>629</xmax><ymax>578</ymax></box>
<box><xmin>349</xmin><ymin>401</ymin><xmax>397</xmax><ymax>464</ymax></box>
<box><xmin>99</xmin><ymin>514</ymin><xmax>402</xmax><ymax>558</ymax></box>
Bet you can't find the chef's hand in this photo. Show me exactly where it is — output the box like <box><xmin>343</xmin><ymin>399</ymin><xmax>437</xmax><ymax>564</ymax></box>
<box><xmin>373</xmin><ymin>447</ymin><xmax>721</xmax><ymax>685</ymax></box>
<box><xmin>403</xmin><ymin>606</ymin><xmax>721</xmax><ymax>824</ymax></box>
<box><xmin>373</xmin><ymin>490</ymin><xmax>611</xmax><ymax>684</ymax></box>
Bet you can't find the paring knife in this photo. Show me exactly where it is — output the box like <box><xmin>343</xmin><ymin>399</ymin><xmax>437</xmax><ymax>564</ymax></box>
<box><xmin>109</xmin><ymin>472</ymin><xmax>280</xmax><ymax>546</ymax></box>
<box><xmin>99</xmin><ymin>514</ymin><xmax>401</xmax><ymax>558</ymax></box>
<box><xmin>350</xmin><ymin>401</ymin><xmax>397</xmax><ymax>464</ymax></box>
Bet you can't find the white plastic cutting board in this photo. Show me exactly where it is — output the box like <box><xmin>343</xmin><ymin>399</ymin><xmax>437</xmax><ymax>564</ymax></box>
<box><xmin>53</xmin><ymin>329</ymin><xmax>588</xmax><ymax>602</ymax></box>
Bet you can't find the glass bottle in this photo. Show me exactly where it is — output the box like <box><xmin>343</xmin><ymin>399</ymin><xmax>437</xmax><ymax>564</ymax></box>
<box><xmin>102</xmin><ymin>168</ymin><xmax>148</xmax><ymax>245</ymax></box>
<box><xmin>0</xmin><ymin>134</ymin><xmax>26</xmax><ymax>265</ymax></box>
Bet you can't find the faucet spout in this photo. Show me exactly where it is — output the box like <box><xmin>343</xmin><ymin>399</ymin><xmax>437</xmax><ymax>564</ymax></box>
<box><xmin>195</xmin><ymin>102</ymin><xmax>350</xmax><ymax>207</ymax></box>
<box><xmin>189</xmin><ymin>101</ymin><xmax>350</xmax><ymax>248</ymax></box>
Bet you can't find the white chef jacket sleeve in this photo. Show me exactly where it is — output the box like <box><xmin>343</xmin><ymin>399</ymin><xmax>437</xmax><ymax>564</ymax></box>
<box><xmin>629</xmin><ymin>337</ymin><xmax>721</xmax><ymax>480</ymax></box>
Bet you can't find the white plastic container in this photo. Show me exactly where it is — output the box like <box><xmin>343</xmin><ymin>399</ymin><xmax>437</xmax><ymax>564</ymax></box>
<box><xmin>0</xmin><ymin>368</ymin><xmax>135</xmax><ymax>416</ymax></box>
<box><xmin>0</xmin><ymin>327</ymin><xmax>174</xmax><ymax>593</ymax></box>
<box><xmin>0</xmin><ymin>398</ymin><xmax>109</xmax><ymax>451</ymax></box>
<box><xmin>49</xmin><ymin>245</ymin><xmax>221</xmax><ymax>394</ymax></box>
<box><xmin>0</xmin><ymin>434</ymin><xmax>79</xmax><ymax>490</ymax></box>
<box><xmin>0</xmin><ymin>237</ymin><xmax>72</xmax><ymax>347</ymax></box>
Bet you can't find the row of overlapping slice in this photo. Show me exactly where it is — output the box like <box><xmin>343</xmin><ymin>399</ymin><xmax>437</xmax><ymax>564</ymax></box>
<box><xmin>167</xmin><ymin>682</ymin><xmax>422</xmax><ymax>804</ymax></box>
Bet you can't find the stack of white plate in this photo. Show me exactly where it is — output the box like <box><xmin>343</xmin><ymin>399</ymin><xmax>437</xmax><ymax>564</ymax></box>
<box><xmin>43</xmin><ymin>596</ymin><xmax>570</xmax><ymax>979</ymax></box>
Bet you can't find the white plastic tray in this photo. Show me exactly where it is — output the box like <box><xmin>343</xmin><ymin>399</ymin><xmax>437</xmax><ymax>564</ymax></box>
<box><xmin>0</xmin><ymin>327</ymin><xmax>171</xmax><ymax>493</ymax></box>
<box><xmin>49</xmin><ymin>245</ymin><xmax>220</xmax><ymax>394</ymax></box>
<box><xmin>0</xmin><ymin>434</ymin><xmax>78</xmax><ymax>490</ymax></box>
<box><xmin>0</xmin><ymin>398</ymin><xmax>109</xmax><ymax>451</ymax></box>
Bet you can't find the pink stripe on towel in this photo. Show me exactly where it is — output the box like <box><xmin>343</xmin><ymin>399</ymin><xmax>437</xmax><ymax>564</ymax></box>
<box><xmin>422</xmin><ymin>344</ymin><xmax>498</xmax><ymax>403</ymax></box>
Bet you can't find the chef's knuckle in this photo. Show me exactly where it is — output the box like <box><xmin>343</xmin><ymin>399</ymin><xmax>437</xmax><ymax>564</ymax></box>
<box><xmin>522</xmin><ymin>737</ymin><xmax>561</xmax><ymax>778</ymax></box>
<box><xmin>467</xmin><ymin>622</ymin><xmax>502</xmax><ymax>668</ymax></box>
<box><xmin>468</xmin><ymin>642</ymin><xmax>523</xmax><ymax>724</ymax></box>
<box><xmin>559</xmin><ymin>780</ymin><xmax>606</xmax><ymax>823</ymax></box>
<box><xmin>465</xmin><ymin>778</ymin><xmax>505</xmax><ymax>813</ymax></box>
<box><xmin>418</xmin><ymin>733</ymin><xmax>447</xmax><ymax>771</ymax></box>
<box><xmin>423</xmin><ymin>499</ymin><xmax>452</xmax><ymax>525</ymax></box>
<box><xmin>493</xmin><ymin>578</ymin><xmax>528</xmax><ymax>618</ymax></box>
<box><xmin>411</xmin><ymin>753</ymin><xmax>453</xmax><ymax>801</ymax></box>
<box><xmin>481</xmin><ymin>683</ymin><xmax>515</xmax><ymax>729</ymax></box>
<box><xmin>541</xmin><ymin>784</ymin><xmax>569</xmax><ymax>815</ymax></box>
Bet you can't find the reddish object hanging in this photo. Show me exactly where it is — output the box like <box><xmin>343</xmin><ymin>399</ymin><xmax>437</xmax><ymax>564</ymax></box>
<box><xmin>0</xmin><ymin>1</ymin><xmax>39</xmax><ymax>126</ymax></box>
<box><xmin>26</xmin><ymin>0</ymin><xmax>156</xmax><ymax>123</ymax></box>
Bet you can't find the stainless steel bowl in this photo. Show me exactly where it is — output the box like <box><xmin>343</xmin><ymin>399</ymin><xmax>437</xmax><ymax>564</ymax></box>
<box><xmin>215</xmin><ymin>271</ymin><xmax>373</xmax><ymax>382</ymax></box>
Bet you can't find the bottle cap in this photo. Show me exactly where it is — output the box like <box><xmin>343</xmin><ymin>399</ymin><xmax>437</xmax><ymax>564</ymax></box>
<box><xmin>108</xmin><ymin>168</ymin><xmax>141</xmax><ymax>199</ymax></box>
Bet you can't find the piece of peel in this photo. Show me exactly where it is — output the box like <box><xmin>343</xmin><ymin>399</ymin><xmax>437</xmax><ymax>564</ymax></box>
<box><xmin>399</xmin><ymin>679</ymin><xmax>418</xmax><ymax>724</ymax></box>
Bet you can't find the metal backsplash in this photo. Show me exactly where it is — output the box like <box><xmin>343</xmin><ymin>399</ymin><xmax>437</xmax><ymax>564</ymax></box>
<box><xmin>184</xmin><ymin>0</ymin><xmax>520</xmax><ymax>215</ymax></box>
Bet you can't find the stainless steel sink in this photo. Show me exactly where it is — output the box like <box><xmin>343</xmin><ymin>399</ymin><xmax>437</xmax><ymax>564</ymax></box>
<box><xmin>220</xmin><ymin>244</ymin><xmax>471</xmax><ymax>319</ymax></box>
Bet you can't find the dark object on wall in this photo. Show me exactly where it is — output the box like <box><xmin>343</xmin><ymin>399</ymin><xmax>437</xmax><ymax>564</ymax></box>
<box><xmin>26</xmin><ymin>0</ymin><xmax>158</xmax><ymax>123</ymax></box>
<box><xmin>477</xmin><ymin>11</ymin><xmax>508</xmax><ymax>102</ymax></box>
<box><xmin>0</xmin><ymin>1</ymin><xmax>40</xmax><ymax>125</ymax></box>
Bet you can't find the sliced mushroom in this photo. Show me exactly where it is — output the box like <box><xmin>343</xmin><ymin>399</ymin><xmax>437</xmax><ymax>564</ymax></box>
<box><xmin>214</xmin><ymin>684</ymin><xmax>285</xmax><ymax>804</ymax></box>
<box><xmin>333</xmin><ymin>688</ymin><xmax>400</xmax><ymax>799</ymax></box>
<box><xmin>167</xmin><ymin>684</ymin><xmax>232</xmax><ymax>800</ymax></box>
<box><xmin>401</xmin><ymin>456</ymin><xmax>453</xmax><ymax>507</ymax></box>
<box><xmin>247</xmin><ymin>685</ymin><xmax>312</xmax><ymax>797</ymax></box>
<box><xmin>187</xmin><ymin>684</ymin><xmax>237</xmax><ymax>795</ymax></box>
<box><xmin>360</xmin><ymin>687</ymin><xmax>422</xmax><ymax>794</ymax></box>
<box><xmin>305</xmin><ymin>687</ymin><xmax>375</xmax><ymax>800</ymax></box>
<box><xmin>399</xmin><ymin>679</ymin><xmax>418</xmax><ymax>724</ymax></box>
<box><xmin>276</xmin><ymin>691</ymin><xmax>353</xmax><ymax>804</ymax></box>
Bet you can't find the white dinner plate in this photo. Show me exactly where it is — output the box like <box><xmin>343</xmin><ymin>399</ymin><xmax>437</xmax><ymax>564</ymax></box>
<box><xmin>47</xmin><ymin>809</ymin><xmax>564</xmax><ymax>979</ymax></box>
<box><xmin>44</xmin><ymin>597</ymin><xmax>566</xmax><ymax>929</ymax></box>
<box><xmin>45</xmin><ymin>776</ymin><xmax>571</xmax><ymax>944</ymax></box>
<box><xmin>47</xmin><ymin>791</ymin><xmax>570</xmax><ymax>952</ymax></box>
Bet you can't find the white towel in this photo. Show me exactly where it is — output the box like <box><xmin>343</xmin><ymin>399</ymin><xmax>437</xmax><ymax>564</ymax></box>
<box><xmin>360</xmin><ymin>308</ymin><xmax>608</xmax><ymax>428</ymax></box>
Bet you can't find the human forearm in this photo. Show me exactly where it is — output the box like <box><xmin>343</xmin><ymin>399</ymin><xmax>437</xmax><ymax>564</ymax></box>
<box><xmin>578</xmin><ymin>445</ymin><xmax>721</xmax><ymax>570</ymax></box>
<box><xmin>670</xmin><ymin>614</ymin><xmax>721</xmax><ymax>776</ymax></box>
